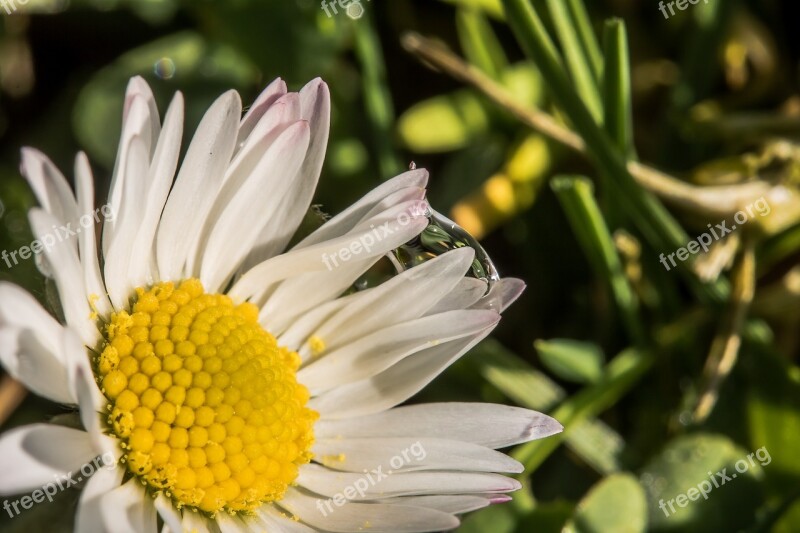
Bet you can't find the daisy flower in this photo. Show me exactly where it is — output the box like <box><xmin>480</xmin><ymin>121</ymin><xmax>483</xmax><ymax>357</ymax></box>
<box><xmin>0</xmin><ymin>76</ymin><xmax>562</xmax><ymax>532</ymax></box>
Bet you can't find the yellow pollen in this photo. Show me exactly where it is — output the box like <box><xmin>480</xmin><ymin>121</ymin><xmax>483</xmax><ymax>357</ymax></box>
<box><xmin>96</xmin><ymin>279</ymin><xmax>317</xmax><ymax>515</ymax></box>
<box><xmin>308</xmin><ymin>335</ymin><xmax>326</xmax><ymax>357</ymax></box>
<box><xmin>88</xmin><ymin>294</ymin><xmax>101</xmax><ymax>320</ymax></box>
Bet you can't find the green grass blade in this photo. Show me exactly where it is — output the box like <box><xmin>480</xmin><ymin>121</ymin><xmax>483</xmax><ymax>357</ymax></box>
<box><xmin>551</xmin><ymin>176</ymin><xmax>645</xmax><ymax>346</ymax></box>
<box><xmin>565</xmin><ymin>0</ymin><xmax>603</xmax><ymax>80</ymax></box>
<box><xmin>602</xmin><ymin>18</ymin><xmax>634</xmax><ymax>159</ymax></box>
<box><xmin>536</xmin><ymin>0</ymin><xmax>602</xmax><ymax>121</ymax></box>
<box><xmin>500</xmin><ymin>0</ymin><xmax>726</xmax><ymax>304</ymax></box>
<box><xmin>353</xmin><ymin>15</ymin><xmax>403</xmax><ymax>179</ymax></box>
<box><xmin>456</xmin><ymin>8</ymin><xmax>509</xmax><ymax>79</ymax></box>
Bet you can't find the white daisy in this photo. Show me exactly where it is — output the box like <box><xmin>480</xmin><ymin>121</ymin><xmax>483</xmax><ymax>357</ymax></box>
<box><xmin>0</xmin><ymin>76</ymin><xmax>562</xmax><ymax>532</ymax></box>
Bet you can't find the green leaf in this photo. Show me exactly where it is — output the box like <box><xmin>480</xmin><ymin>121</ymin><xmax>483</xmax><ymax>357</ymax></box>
<box><xmin>774</xmin><ymin>497</ymin><xmax>800</xmax><ymax>533</ymax></box>
<box><xmin>535</xmin><ymin>338</ymin><xmax>605</xmax><ymax>384</ymax></box>
<box><xmin>457</xmin><ymin>501</ymin><xmax>518</xmax><ymax>533</ymax></box>
<box><xmin>477</xmin><ymin>339</ymin><xmax>565</xmax><ymax>411</ymax></box>
<box><xmin>640</xmin><ymin>433</ymin><xmax>765</xmax><ymax>532</ymax></box>
<box><xmin>499</xmin><ymin>62</ymin><xmax>545</xmax><ymax>111</ymax></box>
<box><xmin>563</xmin><ymin>473</ymin><xmax>647</xmax><ymax>533</ymax></box>
<box><xmin>515</xmin><ymin>501</ymin><xmax>575</xmax><ymax>533</ymax></box>
<box><xmin>743</xmin><ymin>345</ymin><xmax>800</xmax><ymax>496</ymax></box>
<box><xmin>397</xmin><ymin>90</ymin><xmax>491</xmax><ymax>153</ymax></box>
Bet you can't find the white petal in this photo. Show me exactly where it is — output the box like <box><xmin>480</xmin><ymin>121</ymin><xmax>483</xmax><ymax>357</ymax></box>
<box><xmin>19</xmin><ymin>147</ymin><xmax>79</xmax><ymax>231</ymax></box>
<box><xmin>261</xmin><ymin>193</ymin><xmax>427</xmax><ymax>329</ymax></box>
<box><xmin>64</xmin><ymin>328</ymin><xmax>118</xmax><ymax>458</ymax></box>
<box><xmin>280</xmin><ymin>488</ymin><xmax>460</xmax><ymax>533</ymax></box>
<box><xmin>0</xmin><ymin>327</ymin><xmax>73</xmax><ymax>403</ymax></box>
<box><xmin>355</xmin><ymin>188</ymin><xmax>428</xmax><ymax>225</ymax></box>
<box><xmin>100</xmin><ymin>479</ymin><xmax>157</xmax><ymax>533</ymax></box>
<box><xmin>229</xmin><ymin>205</ymin><xmax>428</xmax><ymax>305</ymax></box>
<box><xmin>427</xmin><ymin>277</ymin><xmax>487</xmax><ymax>314</ymax></box>
<box><xmin>277</xmin><ymin>291</ymin><xmax>359</xmax><ymax>349</ymax></box>
<box><xmin>156</xmin><ymin>90</ymin><xmax>241</xmax><ymax>281</ymax></box>
<box><xmin>74</xmin><ymin>153</ymin><xmax>112</xmax><ymax>317</ymax></box>
<box><xmin>312</xmin><ymin>437</ymin><xmax>522</xmax><ymax>473</ymax></box>
<box><xmin>124</xmin><ymin>76</ymin><xmax>161</xmax><ymax>157</ymax></box>
<box><xmin>215</xmin><ymin>513</ymin><xmax>246</xmax><ymax>533</ymax></box>
<box><xmin>309</xmin><ymin>329</ymin><xmax>492</xmax><ymax>418</ymax></box>
<box><xmin>297</xmin><ymin>463</ymin><xmax>520</xmax><ymax>500</ymax></box>
<box><xmin>104</xmin><ymin>87</ymin><xmax>156</xmax><ymax>256</ymax></box>
<box><xmin>0</xmin><ymin>424</ymin><xmax>95</xmax><ymax>495</ymax></box>
<box><xmin>298</xmin><ymin>309</ymin><xmax>500</xmax><ymax>391</ymax></box>
<box><xmin>300</xmin><ymin>248</ymin><xmax>475</xmax><ymax>358</ymax></box>
<box><xmin>0</xmin><ymin>282</ymin><xmax>61</xmax><ymax>352</ymax></box>
<box><xmin>181</xmin><ymin>511</ymin><xmax>213</xmax><ymax>533</ymax></box>
<box><xmin>131</xmin><ymin>92</ymin><xmax>184</xmax><ymax>286</ymax></box>
<box><xmin>265</xmin><ymin>258</ymin><xmax>378</xmax><ymax>337</ymax></box>
<box><xmin>237</xmin><ymin>77</ymin><xmax>288</xmax><ymax>146</ymax></box>
<box><xmin>253</xmin><ymin>505</ymin><xmax>316</xmax><ymax>532</ymax></box>
<box><xmin>75</xmin><ymin>465</ymin><xmax>125</xmax><ymax>533</ymax></box>
<box><xmin>241</xmin><ymin>78</ymin><xmax>331</xmax><ymax>265</ymax></box>
<box><xmin>199</xmin><ymin>120</ymin><xmax>310</xmax><ymax>292</ymax></box>
<box><xmin>194</xmin><ymin>93</ymin><xmax>302</xmax><ymax>282</ymax></box>
<box><xmin>154</xmin><ymin>494</ymin><xmax>183</xmax><ymax>533</ymax></box>
<box><xmin>104</xmin><ymin>134</ymin><xmax>150</xmax><ymax>308</ymax></box>
<box><xmin>188</xmin><ymin>94</ymin><xmax>301</xmax><ymax>280</ymax></box>
<box><xmin>294</xmin><ymin>168</ymin><xmax>429</xmax><ymax>249</ymax></box>
<box><xmin>379</xmin><ymin>494</ymin><xmax>504</xmax><ymax>514</ymax></box>
<box><xmin>0</xmin><ymin>283</ymin><xmax>72</xmax><ymax>402</ymax></box>
<box><xmin>471</xmin><ymin>277</ymin><xmax>526</xmax><ymax>313</ymax></box>
<box><xmin>225</xmin><ymin>93</ymin><xmax>300</xmax><ymax>188</ymax></box>
<box><xmin>29</xmin><ymin>208</ymin><xmax>98</xmax><ymax>344</ymax></box>
<box><xmin>315</xmin><ymin>403</ymin><xmax>564</xmax><ymax>449</ymax></box>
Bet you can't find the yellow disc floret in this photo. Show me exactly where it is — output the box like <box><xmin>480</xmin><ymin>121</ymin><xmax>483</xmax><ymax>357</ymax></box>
<box><xmin>96</xmin><ymin>279</ymin><xmax>317</xmax><ymax>515</ymax></box>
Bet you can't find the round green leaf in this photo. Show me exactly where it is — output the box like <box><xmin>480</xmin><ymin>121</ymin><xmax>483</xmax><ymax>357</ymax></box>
<box><xmin>640</xmin><ymin>433</ymin><xmax>766</xmax><ymax>532</ymax></box>
<box><xmin>563</xmin><ymin>473</ymin><xmax>647</xmax><ymax>533</ymax></box>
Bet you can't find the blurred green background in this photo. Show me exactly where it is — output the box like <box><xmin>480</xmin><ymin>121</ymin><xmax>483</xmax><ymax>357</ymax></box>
<box><xmin>1</xmin><ymin>0</ymin><xmax>800</xmax><ymax>531</ymax></box>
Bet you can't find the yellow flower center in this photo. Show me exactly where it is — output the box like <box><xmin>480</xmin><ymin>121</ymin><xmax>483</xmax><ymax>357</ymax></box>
<box><xmin>95</xmin><ymin>279</ymin><xmax>317</xmax><ymax>515</ymax></box>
